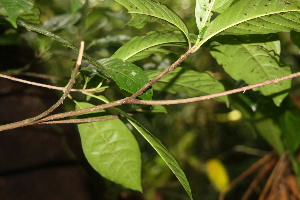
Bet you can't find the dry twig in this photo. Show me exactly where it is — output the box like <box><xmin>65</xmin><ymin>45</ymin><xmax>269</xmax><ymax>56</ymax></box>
<box><xmin>0</xmin><ymin>41</ymin><xmax>85</xmax><ymax>131</ymax></box>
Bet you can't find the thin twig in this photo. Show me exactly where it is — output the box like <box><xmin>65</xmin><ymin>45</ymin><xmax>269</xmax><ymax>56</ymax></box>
<box><xmin>219</xmin><ymin>152</ymin><xmax>277</xmax><ymax>200</ymax></box>
<box><xmin>128</xmin><ymin>71</ymin><xmax>300</xmax><ymax>105</ymax></box>
<box><xmin>4</xmin><ymin>72</ymin><xmax>63</xmax><ymax>80</ymax></box>
<box><xmin>259</xmin><ymin>154</ymin><xmax>288</xmax><ymax>200</ymax></box>
<box><xmin>269</xmin><ymin>154</ymin><xmax>288</xmax><ymax>198</ymax></box>
<box><xmin>35</xmin><ymin>71</ymin><xmax>300</xmax><ymax>125</ymax></box>
<box><xmin>0</xmin><ymin>74</ymin><xmax>100</xmax><ymax>92</ymax></box>
<box><xmin>130</xmin><ymin>45</ymin><xmax>198</xmax><ymax>99</ymax></box>
<box><xmin>241</xmin><ymin>157</ymin><xmax>277</xmax><ymax>200</ymax></box>
<box><xmin>284</xmin><ymin>175</ymin><xmax>300</xmax><ymax>199</ymax></box>
<box><xmin>36</xmin><ymin>99</ymin><xmax>126</xmax><ymax>123</ymax></box>
<box><xmin>40</xmin><ymin>115</ymin><xmax>119</xmax><ymax>124</ymax></box>
<box><xmin>1</xmin><ymin>42</ymin><xmax>300</xmax><ymax>130</ymax></box>
<box><xmin>0</xmin><ymin>41</ymin><xmax>85</xmax><ymax>131</ymax></box>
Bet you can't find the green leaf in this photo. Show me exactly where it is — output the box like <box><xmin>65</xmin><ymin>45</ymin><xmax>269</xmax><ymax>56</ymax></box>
<box><xmin>76</xmin><ymin>102</ymin><xmax>142</xmax><ymax>191</ymax></box>
<box><xmin>118</xmin><ymin>110</ymin><xmax>193</xmax><ymax>200</ymax></box>
<box><xmin>212</xmin><ymin>0</ymin><xmax>235</xmax><ymax>13</ymax></box>
<box><xmin>280</xmin><ymin>110</ymin><xmax>300</xmax><ymax>153</ymax></box>
<box><xmin>199</xmin><ymin>0</ymin><xmax>300</xmax><ymax>45</ymax></box>
<box><xmin>210</xmin><ymin>35</ymin><xmax>291</xmax><ymax>106</ymax></box>
<box><xmin>91</xmin><ymin>58</ymin><xmax>153</xmax><ymax>100</ymax></box>
<box><xmin>195</xmin><ymin>0</ymin><xmax>216</xmax><ymax>31</ymax></box>
<box><xmin>115</xmin><ymin>0</ymin><xmax>190</xmax><ymax>46</ymax></box>
<box><xmin>146</xmin><ymin>67</ymin><xmax>228</xmax><ymax>103</ymax></box>
<box><xmin>112</xmin><ymin>31</ymin><xmax>188</xmax><ymax>62</ymax></box>
<box><xmin>19</xmin><ymin>22</ymin><xmax>78</xmax><ymax>51</ymax></box>
<box><xmin>19</xmin><ymin>23</ymin><xmax>152</xmax><ymax>99</ymax></box>
<box><xmin>0</xmin><ymin>0</ymin><xmax>39</xmax><ymax>28</ymax></box>
<box><xmin>19</xmin><ymin>22</ymin><xmax>111</xmax><ymax>77</ymax></box>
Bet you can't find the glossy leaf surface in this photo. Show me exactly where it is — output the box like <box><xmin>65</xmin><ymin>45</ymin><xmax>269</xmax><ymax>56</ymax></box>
<box><xmin>120</xmin><ymin>111</ymin><xmax>193</xmax><ymax>200</ymax></box>
<box><xmin>93</xmin><ymin>58</ymin><xmax>153</xmax><ymax>100</ymax></box>
<box><xmin>76</xmin><ymin>102</ymin><xmax>142</xmax><ymax>191</ymax></box>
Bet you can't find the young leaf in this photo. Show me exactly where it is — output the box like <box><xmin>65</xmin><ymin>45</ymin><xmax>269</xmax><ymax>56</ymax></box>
<box><xmin>90</xmin><ymin>58</ymin><xmax>153</xmax><ymax>100</ymax></box>
<box><xmin>115</xmin><ymin>0</ymin><xmax>190</xmax><ymax>45</ymax></box>
<box><xmin>146</xmin><ymin>67</ymin><xmax>228</xmax><ymax>103</ymax></box>
<box><xmin>210</xmin><ymin>35</ymin><xmax>291</xmax><ymax>106</ymax></box>
<box><xmin>199</xmin><ymin>0</ymin><xmax>300</xmax><ymax>45</ymax></box>
<box><xmin>76</xmin><ymin>102</ymin><xmax>142</xmax><ymax>191</ymax></box>
<box><xmin>195</xmin><ymin>0</ymin><xmax>216</xmax><ymax>32</ymax></box>
<box><xmin>118</xmin><ymin>110</ymin><xmax>193</xmax><ymax>200</ymax></box>
<box><xmin>0</xmin><ymin>0</ymin><xmax>39</xmax><ymax>28</ymax></box>
<box><xmin>112</xmin><ymin>31</ymin><xmax>188</xmax><ymax>62</ymax></box>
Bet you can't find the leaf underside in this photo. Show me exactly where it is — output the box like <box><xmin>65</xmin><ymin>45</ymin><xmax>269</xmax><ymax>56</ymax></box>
<box><xmin>112</xmin><ymin>31</ymin><xmax>188</xmax><ymax>62</ymax></box>
<box><xmin>195</xmin><ymin>0</ymin><xmax>216</xmax><ymax>32</ymax></box>
<box><xmin>146</xmin><ymin>67</ymin><xmax>228</xmax><ymax>104</ymax></box>
<box><xmin>211</xmin><ymin>35</ymin><xmax>291</xmax><ymax>106</ymax></box>
<box><xmin>115</xmin><ymin>0</ymin><xmax>190</xmax><ymax>45</ymax></box>
<box><xmin>201</xmin><ymin>0</ymin><xmax>300</xmax><ymax>44</ymax></box>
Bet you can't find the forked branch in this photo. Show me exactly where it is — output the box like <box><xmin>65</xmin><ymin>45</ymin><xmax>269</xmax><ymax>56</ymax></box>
<box><xmin>0</xmin><ymin>43</ymin><xmax>300</xmax><ymax>131</ymax></box>
<box><xmin>0</xmin><ymin>41</ymin><xmax>85</xmax><ymax>131</ymax></box>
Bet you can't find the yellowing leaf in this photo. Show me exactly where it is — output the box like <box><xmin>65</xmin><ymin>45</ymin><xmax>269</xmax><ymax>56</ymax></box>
<box><xmin>205</xmin><ymin>158</ymin><xmax>229</xmax><ymax>192</ymax></box>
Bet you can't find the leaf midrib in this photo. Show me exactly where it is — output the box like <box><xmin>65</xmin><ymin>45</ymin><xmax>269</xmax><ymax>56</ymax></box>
<box><xmin>123</xmin><ymin>41</ymin><xmax>183</xmax><ymax>60</ymax></box>
<box><xmin>200</xmin><ymin>9</ymin><xmax>300</xmax><ymax>46</ymax></box>
<box><xmin>240</xmin><ymin>43</ymin><xmax>283</xmax><ymax>83</ymax></box>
